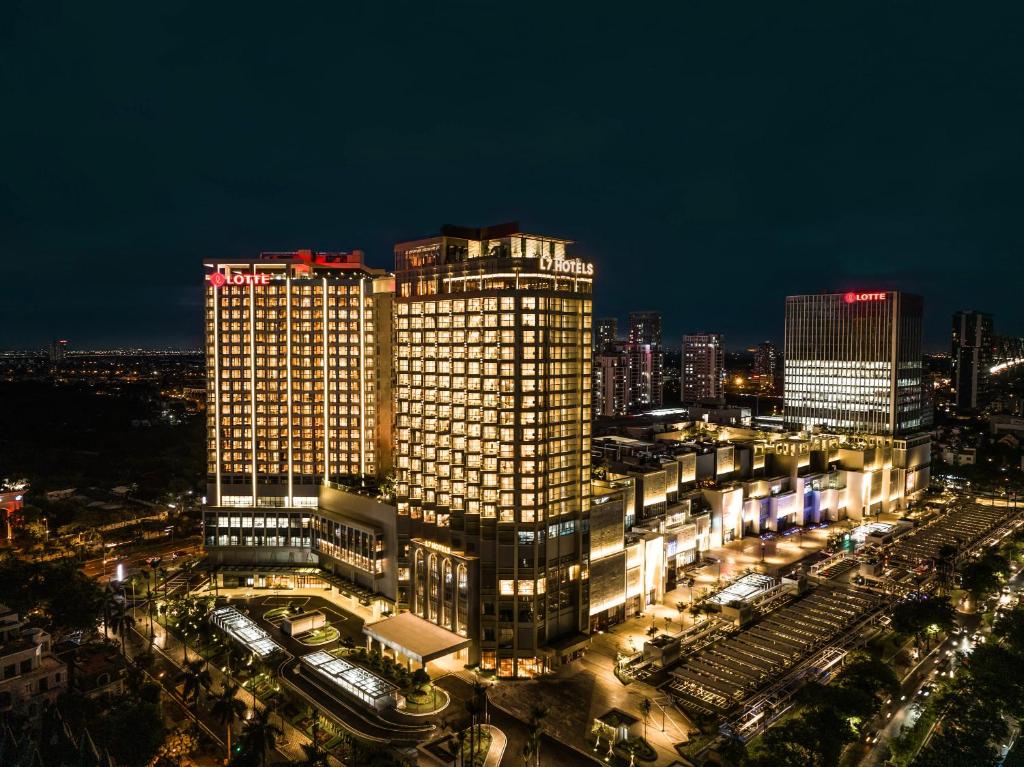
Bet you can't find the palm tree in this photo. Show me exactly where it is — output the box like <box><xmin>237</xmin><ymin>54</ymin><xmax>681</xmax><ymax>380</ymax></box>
<box><xmin>178</xmin><ymin>658</ymin><xmax>211</xmax><ymax>709</ymax></box>
<box><xmin>528</xmin><ymin>704</ymin><xmax>548</xmax><ymax>767</ymax></box>
<box><xmin>142</xmin><ymin>589</ymin><xmax>157</xmax><ymax>641</ymax></box>
<box><xmin>465</xmin><ymin>697</ymin><xmax>481</xmax><ymax>763</ymax></box>
<box><xmin>296</xmin><ymin>742</ymin><xmax>328</xmax><ymax>767</ymax></box>
<box><xmin>639</xmin><ymin>697</ymin><xmax>652</xmax><ymax>743</ymax></box>
<box><xmin>520</xmin><ymin>738</ymin><xmax>535</xmax><ymax>767</ymax></box>
<box><xmin>210</xmin><ymin>682</ymin><xmax>247</xmax><ymax>762</ymax></box>
<box><xmin>239</xmin><ymin>705</ymin><xmax>282</xmax><ymax>767</ymax></box>
<box><xmin>102</xmin><ymin>586</ymin><xmax>122</xmax><ymax>640</ymax></box>
<box><xmin>181</xmin><ymin>559</ymin><xmax>196</xmax><ymax>598</ymax></box>
<box><xmin>453</xmin><ymin>728</ymin><xmax>467</xmax><ymax>767</ymax></box>
<box><xmin>108</xmin><ymin>605</ymin><xmax>136</xmax><ymax>658</ymax></box>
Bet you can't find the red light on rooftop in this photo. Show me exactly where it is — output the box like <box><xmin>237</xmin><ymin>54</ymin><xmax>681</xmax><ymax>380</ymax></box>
<box><xmin>209</xmin><ymin>272</ymin><xmax>227</xmax><ymax>287</ymax></box>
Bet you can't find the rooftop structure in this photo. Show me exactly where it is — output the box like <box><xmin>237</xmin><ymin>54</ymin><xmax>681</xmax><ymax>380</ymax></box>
<box><xmin>301</xmin><ymin>650</ymin><xmax>399</xmax><ymax>711</ymax></box>
<box><xmin>209</xmin><ymin>606</ymin><xmax>282</xmax><ymax>658</ymax></box>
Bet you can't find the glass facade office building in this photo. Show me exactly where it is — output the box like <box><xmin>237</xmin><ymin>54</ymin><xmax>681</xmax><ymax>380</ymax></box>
<box><xmin>784</xmin><ymin>291</ymin><xmax>924</xmax><ymax>435</ymax></box>
<box><xmin>393</xmin><ymin>223</ymin><xmax>594</xmax><ymax>677</ymax></box>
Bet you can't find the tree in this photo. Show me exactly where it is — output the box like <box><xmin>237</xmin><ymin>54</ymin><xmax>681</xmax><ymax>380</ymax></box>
<box><xmin>638</xmin><ymin>697</ymin><xmax>652</xmax><ymax>743</ymax></box>
<box><xmin>210</xmin><ymin>682</ymin><xmax>247</xmax><ymax>762</ymax></box>
<box><xmin>454</xmin><ymin>728</ymin><xmax>467</xmax><ymax>767</ymax></box>
<box><xmin>960</xmin><ymin>560</ymin><xmax>1000</xmax><ymax>606</ymax></box>
<box><xmin>412</xmin><ymin>666</ymin><xmax>431</xmax><ymax>691</ymax></box>
<box><xmin>238</xmin><ymin>705</ymin><xmax>282</xmax><ymax>767</ymax></box>
<box><xmin>296</xmin><ymin>742</ymin><xmax>329</xmax><ymax>767</ymax></box>
<box><xmin>527</xmin><ymin>704</ymin><xmax>548</xmax><ymax>767</ymax></box>
<box><xmin>519</xmin><ymin>737</ymin><xmax>534</xmax><ymax>767</ymax></box>
<box><xmin>890</xmin><ymin>596</ymin><xmax>954</xmax><ymax>648</ymax></box>
<box><xmin>178</xmin><ymin>658</ymin><xmax>211</xmax><ymax>709</ymax></box>
<box><xmin>108</xmin><ymin>603</ymin><xmax>136</xmax><ymax>658</ymax></box>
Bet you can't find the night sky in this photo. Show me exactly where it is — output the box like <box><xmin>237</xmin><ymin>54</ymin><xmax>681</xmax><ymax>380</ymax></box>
<box><xmin>3</xmin><ymin>2</ymin><xmax>1023</xmax><ymax>351</ymax></box>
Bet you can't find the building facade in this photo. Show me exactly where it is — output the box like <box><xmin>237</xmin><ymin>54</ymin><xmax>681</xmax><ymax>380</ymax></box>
<box><xmin>784</xmin><ymin>291</ymin><xmax>924</xmax><ymax>435</ymax></box>
<box><xmin>594</xmin><ymin>344</ymin><xmax>629</xmax><ymax>417</ymax></box>
<box><xmin>0</xmin><ymin>605</ymin><xmax>67</xmax><ymax>720</ymax></box>
<box><xmin>595</xmin><ymin>318</ymin><xmax>618</xmax><ymax>351</ymax></box>
<box><xmin>626</xmin><ymin>312</ymin><xmax>664</xmax><ymax>411</ymax></box>
<box><xmin>682</xmin><ymin>333</ymin><xmax>725</xmax><ymax>404</ymax></box>
<box><xmin>201</xmin><ymin>250</ymin><xmax>402</xmax><ymax>611</ymax></box>
<box><xmin>393</xmin><ymin>223</ymin><xmax>594</xmax><ymax>677</ymax></box>
<box><xmin>951</xmin><ymin>310</ymin><xmax>994</xmax><ymax>410</ymax></box>
<box><xmin>753</xmin><ymin>341</ymin><xmax>780</xmax><ymax>394</ymax></box>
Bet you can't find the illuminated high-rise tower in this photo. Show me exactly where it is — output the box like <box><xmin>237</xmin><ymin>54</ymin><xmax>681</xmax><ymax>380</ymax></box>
<box><xmin>393</xmin><ymin>223</ymin><xmax>594</xmax><ymax>677</ymax></box>
<box><xmin>784</xmin><ymin>291</ymin><xmax>924</xmax><ymax>434</ymax></box>
<box><xmin>203</xmin><ymin>249</ymin><xmax>393</xmax><ymax>543</ymax></box>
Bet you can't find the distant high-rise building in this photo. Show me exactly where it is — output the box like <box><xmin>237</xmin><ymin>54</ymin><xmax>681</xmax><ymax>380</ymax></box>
<box><xmin>753</xmin><ymin>341</ymin><xmax>780</xmax><ymax>393</ymax></box>
<box><xmin>594</xmin><ymin>344</ymin><xmax>629</xmax><ymax>416</ymax></box>
<box><xmin>626</xmin><ymin>312</ymin><xmax>663</xmax><ymax>410</ymax></box>
<box><xmin>628</xmin><ymin>312</ymin><xmax>661</xmax><ymax>346</ymax></box>
<box><xmin>48</xmin><ymin>339</ymin><xmax>68</xmax><ymax>363</ymax></box>
<box><xmin>595</xmin><ymin>318</ymin><xmax>618</xmax><ymax>351</ymax></box>
<box><xmin>682</xmin><ymin>333</ymin><xmax>725</xmax><ymax>404</ymax></box>
<box><xmin>951</xmin><ymin>310</ymin><xmax>994</xmax><ymax>410</ymax></box>
<box><xmin>784</xmin><ymin>291</ymin><xmax>924</xmax><ymax>434</ymax></box>
<box><xmin>393</xmin><ymin>223</ymin><xmax>594</xmax><ymax>677</ymax></box>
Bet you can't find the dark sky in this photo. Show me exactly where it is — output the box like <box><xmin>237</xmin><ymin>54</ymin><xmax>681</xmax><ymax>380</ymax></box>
<box><xmin>2</xmin><ymin>2</ymin><xmax>1023</xmax><ymax>352</ymax></box>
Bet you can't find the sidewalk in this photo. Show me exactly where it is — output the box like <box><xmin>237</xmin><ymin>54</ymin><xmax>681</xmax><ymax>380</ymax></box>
<box><xmin>127</xmin><ymin>614</ymin><xmax>317</xmax><ymax>764</ymax></box>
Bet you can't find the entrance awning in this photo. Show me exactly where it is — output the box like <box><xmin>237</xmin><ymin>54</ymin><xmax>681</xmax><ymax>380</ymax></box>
<box><xmin>363</xmin><ymin>613</ymin><xmax>471</xmax><ymax>664</ymax></box>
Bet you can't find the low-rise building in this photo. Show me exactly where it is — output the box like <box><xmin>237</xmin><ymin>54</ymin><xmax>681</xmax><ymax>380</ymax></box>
<box><xmin>0</xmin><ymin>604</ymin><xmax>67</xmax><ymax>720</ymax></box>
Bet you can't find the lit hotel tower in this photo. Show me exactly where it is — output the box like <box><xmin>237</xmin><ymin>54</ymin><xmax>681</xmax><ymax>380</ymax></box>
<box><xmin>203</xmin><ymin>250</ymin><xmax>394</xmax><ymax>516</ymax></box>
<box><xmin>393</xmin><ymin>223</ymin><xmax>594</xmax><ymax>677</ymax></box>
<box><xmin>784</xmin><ymin>290</ymin><xmax>924</xmax><ymax>434</ymax></box>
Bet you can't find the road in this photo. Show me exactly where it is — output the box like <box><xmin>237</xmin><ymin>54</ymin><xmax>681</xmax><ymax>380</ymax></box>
<box><xmin>81</xmin><ymin>536</ymin><xmax>201</xmax><ymax>580</ymax></box>
<box><xmin>857</xmin><ymin>565</ymin><xmax>1024</xmax><ymax>767</ymax></box>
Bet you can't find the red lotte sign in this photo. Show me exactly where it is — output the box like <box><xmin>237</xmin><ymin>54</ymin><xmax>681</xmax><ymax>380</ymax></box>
<box><xmin>208</xmin><ymin>272</ymin><xmax>270</xmax><ymax>287</ymax></box>
<box><xmin>844</xmin><ymin>291</ymin><xmax>887</xmax><ymax>303</ymax></box>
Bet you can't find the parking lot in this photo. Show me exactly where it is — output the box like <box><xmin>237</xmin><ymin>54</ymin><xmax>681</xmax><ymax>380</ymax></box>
<box><xmin>666</xmin><ymin>585</ymin><xmax>880</xmax><ymax>714</ymax></box>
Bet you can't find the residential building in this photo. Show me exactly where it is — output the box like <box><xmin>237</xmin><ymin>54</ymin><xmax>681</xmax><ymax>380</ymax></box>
<box><xmin>595</xmin><ymin>317</ymin><xmax>618</xmax><ymax>351</ymax></box>
<box><xmin>0</xmin><ymin>604</ymin><xmax>67</xmax><ymax>720</ymax></box>
<box><xmin>594</xmin><ymin>344</ymin><xmax>629</xmax><ymax>417</ymax></box>
<box><xmin>753</xmin><ymin>341</ymin><xmax>780</xmax><ymax>394</ymax></box>
<box><xmin>951</xmin><ymin>310</ymin><xmax>994</xmax><ymax>410</ymax></box>
<box><xmin>628</xmin><ymin>312</ymin><xmax>662</xmax><ymax>347</ymax></box>
<box><xmin>682</xmin><ymin>333</ymin><xmax>725</xmax><ymax>404</ymax></box>
<box><xmin>626</xmin><ymin>312</ymin><xmax>664</xmax><ymax>410</ymax></box>
<box><xmin>784</xmin><ymin>291</ymin><xmax>925</xmax><ymax>434</ymax></box>
<box><xmin>391</xmin><ymin>222</ymin><xmax>594</xmax><ymax>677</ymax></box>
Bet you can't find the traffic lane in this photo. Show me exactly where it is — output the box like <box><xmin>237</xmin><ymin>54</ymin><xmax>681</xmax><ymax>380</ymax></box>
<box><xmin>861</xmin><ymin>631</ymin><xmax>965</xmax><ymax>764</ymax></box>
<box><xmin>81</xmin><ymin>537</ymin><xmax>201</xmax><ymax>578</ymax></box>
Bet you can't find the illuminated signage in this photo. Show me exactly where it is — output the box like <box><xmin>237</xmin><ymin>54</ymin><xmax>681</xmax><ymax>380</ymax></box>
<box><xmin>843</xmin><ymin>291</ymin><xmax>886</xmax><ymax>303</ymax></box>
<box><xmin>539</xmin><ymin>254</ymin><xmax>594</xmax><ymax>276</ymax></box>
<box><xmin>208</xmin><ymin>272</ymin><xmax>271</xmax><ymax>287</ymax></box>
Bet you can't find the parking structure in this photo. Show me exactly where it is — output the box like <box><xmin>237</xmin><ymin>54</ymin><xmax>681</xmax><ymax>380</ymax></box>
<box><xmin>666</xmin><ymin>585</ymin><xmax>880</xmax><ymax>715</ymax></box>
<box><xmin>887</xmin><ymin>502</ymin><xmax>1013</xmax><ymax>566</ymax></box>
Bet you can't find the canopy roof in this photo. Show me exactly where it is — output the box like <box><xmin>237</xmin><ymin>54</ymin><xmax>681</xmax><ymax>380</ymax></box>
<box><xmin>363</xmin><ymin>613</ymin><xmax>471</xmax><ymax>664</ymax></box>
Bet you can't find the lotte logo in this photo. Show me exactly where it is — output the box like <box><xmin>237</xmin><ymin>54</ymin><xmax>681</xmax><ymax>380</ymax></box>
<box><xmin>208</xmin><ymin>272</ymin><xmax>270</xmax><ymax>287</ymax></box>
<box><xmin>844</xmin><ymin>291</ymin><xmax>886</xmax><ymax>303</ymax></box>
